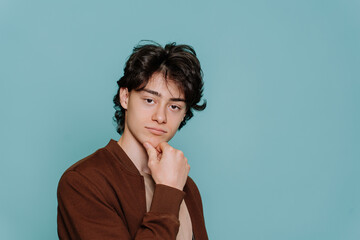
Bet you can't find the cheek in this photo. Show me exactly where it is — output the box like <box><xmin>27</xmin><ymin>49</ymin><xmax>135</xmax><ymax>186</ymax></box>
<box><xmin>127</xmin><ymin>104</ymin><xmax>148</xmax><ymax>122</ymax></box>
<box><xmin>169</xmin><ymin>114</ymin><xmax>184</xmax><ymax>128</ymax></box>
<box><xmin>162</xmin><ymin>116</ymin><xmax>183</xmax><ymax>138</ymax></box>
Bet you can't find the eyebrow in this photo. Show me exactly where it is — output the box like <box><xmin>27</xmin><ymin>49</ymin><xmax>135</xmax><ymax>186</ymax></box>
<box><xmin>142</xmin><ymin>88</ymin><xmax>186</xmax><ymax>102</ymax></box>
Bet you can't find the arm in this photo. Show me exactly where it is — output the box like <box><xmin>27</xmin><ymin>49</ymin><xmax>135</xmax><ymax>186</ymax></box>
<box><xmin>57</xmin><ymin>170</ymin><xmax>184</xmax><ymax>240</ymax></box>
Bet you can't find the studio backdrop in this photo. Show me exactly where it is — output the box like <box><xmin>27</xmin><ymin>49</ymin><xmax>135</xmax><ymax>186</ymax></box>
<box><xmin>1</xmin><ymin>0</ymin><xmax>359</xmax><ymax>239</ymax></box>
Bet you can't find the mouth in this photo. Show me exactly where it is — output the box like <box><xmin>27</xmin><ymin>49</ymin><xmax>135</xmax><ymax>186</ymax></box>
<box><xmin>145</xmin><ymin>127</ymin><xmax>167</xmax><ymax>136</ymax></box>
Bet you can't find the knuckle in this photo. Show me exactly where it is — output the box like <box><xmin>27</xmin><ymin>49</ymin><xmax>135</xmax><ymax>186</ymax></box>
<box><xmin>175</xmin><ymin>150</ymin><xmax>184</xmax><ymax>157</ymax></box>
<box><xmin>148</xmin><ymin>159</ymin><xmax>156</xmax><ymax>167</ymax></box>
<box><xmin>162</xmin><ymin>142</ymin><xmax>170</xmax><ymax>149</ymax></box>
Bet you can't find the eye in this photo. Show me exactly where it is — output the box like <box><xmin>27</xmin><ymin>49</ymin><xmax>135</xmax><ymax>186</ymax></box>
<box><xmin>145</xmin><ymin>98</ymin><xmax>154</xmax><ymax>104</ymax></box>
<box><xmin>170</xmin><ymin>105</ymin><xmax>181</xmax><ymax>110</ymax></box>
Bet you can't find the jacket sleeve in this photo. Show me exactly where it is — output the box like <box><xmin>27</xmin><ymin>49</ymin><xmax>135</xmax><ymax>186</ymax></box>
<box><xmin>57</xmin><ymin>170</ymin><xmax>185</xmax><ymax>240</ymax></box>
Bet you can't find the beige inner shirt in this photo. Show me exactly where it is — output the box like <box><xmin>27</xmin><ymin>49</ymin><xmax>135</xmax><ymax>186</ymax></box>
<box><xmin>141</xmin><ymin>172</ymin><xmax>193</xmax><ymax>240</ymax></box>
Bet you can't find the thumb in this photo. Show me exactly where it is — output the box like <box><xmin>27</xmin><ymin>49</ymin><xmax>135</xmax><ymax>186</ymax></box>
<box><xmin>143</xmin><ymin>142</ymin><xmax>157</xmax><ymax>161</ymax></box>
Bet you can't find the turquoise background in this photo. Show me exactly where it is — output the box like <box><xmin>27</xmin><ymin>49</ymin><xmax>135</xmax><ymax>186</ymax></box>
<box><xmin>1</xmin><ymin>0</ymin><xmax>359</xmax><ymax>239</ymax></box>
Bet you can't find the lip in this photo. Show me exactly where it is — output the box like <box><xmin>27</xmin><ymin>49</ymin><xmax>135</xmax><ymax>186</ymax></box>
<box><xmin>145</xmin><ymin>127</ymin><xmax>167</xmax><ymax>136</ymax></box>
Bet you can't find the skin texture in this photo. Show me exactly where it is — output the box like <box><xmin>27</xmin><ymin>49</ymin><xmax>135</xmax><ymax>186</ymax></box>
<box><xmin>118</xmin><ymin>72</ymin><xmax>190</xmax><ymax>190</ymax></box>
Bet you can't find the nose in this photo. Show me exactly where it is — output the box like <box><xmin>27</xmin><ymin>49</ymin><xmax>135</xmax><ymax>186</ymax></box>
<box><xmin>152</xmin><ymin>105</ymin><xmax>167</xmax><ymax>124</ymax></box>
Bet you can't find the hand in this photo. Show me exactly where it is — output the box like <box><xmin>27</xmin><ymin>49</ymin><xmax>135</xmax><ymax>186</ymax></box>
<box><xmin>143</xmin><ymin>142</ymin><xmax>190</xmax><ymax>191</ymax></box>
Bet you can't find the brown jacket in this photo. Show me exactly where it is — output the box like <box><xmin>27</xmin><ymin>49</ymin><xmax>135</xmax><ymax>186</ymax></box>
<box><xmin>57</xmin><ymin>139</ymin><xmax>208</xmax><ymax>240</ymax></box>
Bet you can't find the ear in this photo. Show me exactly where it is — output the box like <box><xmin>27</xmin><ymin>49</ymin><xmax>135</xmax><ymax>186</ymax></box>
<box><xmin>119</xmin><ymin>87</ymin><xmax>129</xmax><ymax>110</ymax></box>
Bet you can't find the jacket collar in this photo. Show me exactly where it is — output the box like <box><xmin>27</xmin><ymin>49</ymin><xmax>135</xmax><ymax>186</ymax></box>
<box><xmin>105</xmin><ymin>139</ymin><xmax>142</xmax><ymax>175</ymax></box>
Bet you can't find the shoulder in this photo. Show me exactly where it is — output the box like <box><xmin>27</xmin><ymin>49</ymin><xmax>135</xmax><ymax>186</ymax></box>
<box><xmin>66</xmin><ymin>147</ymin><xmax>112</xmax><ymax>173</ymax></box>
<box><xmin>184</xmin><ymin>176</ymin><xmax>207</xmax><ymax>221</ymax></box>
<box><xmin>58</xmin><ymin>146</ymin><xmax>119</xmax><ymax>197</ymax></box>
<box><xmin>186</xmin><ymin>176</ymin><xmax>197</xmax><ymax>189</ymax></box>
<box><xmin>185</xmin><ymin>176</ymin><xmax>203</xmax><ymax>200</ymax></box>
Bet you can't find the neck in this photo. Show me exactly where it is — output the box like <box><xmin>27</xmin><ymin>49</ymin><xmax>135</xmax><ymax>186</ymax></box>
<box><xmin>117</xmin><ymin>129</ymin><xmax>150</xmax><ymax>174</ymax></box>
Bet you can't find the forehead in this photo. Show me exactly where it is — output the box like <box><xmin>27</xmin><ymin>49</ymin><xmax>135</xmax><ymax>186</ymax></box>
<box><xmin>143</xmin><ymin>72</ymin><xmax>185</xmax><ymax>99</ymax></box>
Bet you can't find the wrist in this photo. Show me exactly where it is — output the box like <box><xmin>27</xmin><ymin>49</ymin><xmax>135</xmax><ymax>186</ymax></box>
<box><xmin>149</xmin><ymin>184</ymin><xmax>185</xmax><ymax>217</ymax></box>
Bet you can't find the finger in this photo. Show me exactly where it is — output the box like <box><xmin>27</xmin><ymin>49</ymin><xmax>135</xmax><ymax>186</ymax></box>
<box><xmin>157</xmin><ymin>142</ymin><xmax>172</xmax><ymax>152</ymax></box>
<box><xmin>157</xmin><ymin>143</ymin><xmax>173</xmax><ymax>159</ymax></box>
<box><xmin>155</xmin><ymin>144</ymin><xmax>162</xmax><ymax>154</ymax></box>
<box><xmin>143</xmin><ymin>142</ymin><xmax>158</xmax><ymax>161</ymax></box>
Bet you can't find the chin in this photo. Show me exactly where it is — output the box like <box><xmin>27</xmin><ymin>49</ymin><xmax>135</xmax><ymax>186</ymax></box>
<box><xmin>145</xmin><ymin>135</ymin><xmax>171</xmax><ymax>148</ymax></box>
<box><xmin>146</xmin><ymin>138</ymin><xmax>164</xmax><ymax>148</ymax></box>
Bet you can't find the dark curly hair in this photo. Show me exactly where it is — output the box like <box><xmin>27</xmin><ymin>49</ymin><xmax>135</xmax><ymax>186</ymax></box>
<box><xmin>113</xmin><ymin>41</ymin><xmax>206</xmax><ymax>135</ymax></box>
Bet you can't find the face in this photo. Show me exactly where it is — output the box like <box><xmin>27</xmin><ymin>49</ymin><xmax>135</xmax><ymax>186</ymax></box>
<box><xmin>120</xmin><ymin>72</ymin><xmax>187</xmax><ymax>147</ymax></box>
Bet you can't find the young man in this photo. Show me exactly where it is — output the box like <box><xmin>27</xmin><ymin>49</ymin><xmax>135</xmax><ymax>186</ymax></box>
<box><xmin>57</xmin><ymin>42</ymin><xmax>208</xmax><ymax>240</ymax></box>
